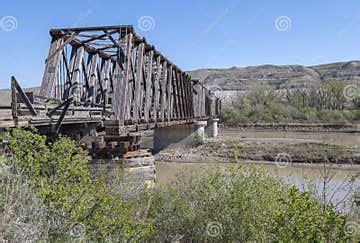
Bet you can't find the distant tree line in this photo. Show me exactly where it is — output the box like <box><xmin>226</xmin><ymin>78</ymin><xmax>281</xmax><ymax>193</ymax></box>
<box><xmin>221</xmin><ymin>79</ymin><xmax>359</xmax><ymax>125</ymax></box>
<box><xmin>285</xmin><ymin>80</ymin><xmax>359</xmax><ymax>111</ymax></box>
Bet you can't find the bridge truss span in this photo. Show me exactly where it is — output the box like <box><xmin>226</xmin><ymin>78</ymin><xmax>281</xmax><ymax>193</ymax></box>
<box><xmin>39</xmin><ymin>25</ymin><xmax>221</xmax><ymax>127</ymax></box>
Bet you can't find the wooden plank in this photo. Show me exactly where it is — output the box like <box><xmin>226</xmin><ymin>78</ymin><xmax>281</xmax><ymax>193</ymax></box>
<box><xmin>194</xmin><ymin>82</ymin><xmax>200</xmax><ymax>118</ymax></box>
<box><xmin>45</xmin><ymin>35</ymin><xmax>75</xmax><ymax>63</ymax></box>
<box><xmin>122</xmin><ymin>150</ymin><xmax>151</xmax><ymax>159</ymax></box>
<box><xmin>133</xmin><ymin>43</ymin><xmax>145</xmax><ymax>122</ymax></box>
<box><xmin>188</xmin><ymin>77</ymin><xmax>194</xmax><ymax>118</ymax></box>
<box><xmin>40</xmin><ymin>37</ymin><xmax>64</xmax><ymax>98</ymax></box>
<box><xmin>112</xmin><ymin>61</ymin><xmax>123</xmax><ymax>120</ymax></box>
<box><xmin>87</xmin><ymin>53</ymin><xmax>98</xmax><ymax>104</ymax></box>
<box><xmin>144</xmin><ymin>50</ymin><xmax>154</xmax><ymax>122</ymax></box>
<box><xmin>166</xmin><ymin>65</ymin><xmax>173</xmax><ymax>121</ymax></box>
<box><xmin>181</xmin><ymin>74</ymin><xmax>189</xmax><ymax>118</ymax></box>
<box><xmin>12</xmin><ymin>77</ymin><xmax>37</xmax><ymax>116</ymax></box>
<box><xmin>178</xmin><ymin>72</ymin><xmax>186</xmax><ymax>119</ymax></box>
<box><xmin>112</xmin><ymin>35</ymin><xmax>127</xmax><ymax>120</ymax></box>
<box><xmin>127</xmin><ymin>54</ymin><xmax>137</xmax><ymax>121</ymax></box>
<box><xmin>171</xmin><ymin>69</ymin><xmax>179</xmax><ymax>119</ymax></box>
<box><xmin>54</xmin><ymin>98</ymin><xmax>73</xmax><ymax>134</ymax></box>
<box><xmin>159</xmin><ymin>61</ymin><xmax>167</xmax><ymax>121</ymax></box>
<box><xmin>202</xmin><ymin>86</ymin><xmax>206</xmax><ymax>117</ymax></box>
<box><xmin>11</xmin><ymin>77</ymin><xmax>18</xmax><ymax>125</ymax></box>
<box><xmin>50</xmin><ymin>25</ymin><xmax>133</xmax><ymax>34</ymax></box>
<box><xmin>81</xmin><ymin>56</ymin><xmax>90</xmax><ymax>102</ymax></box>
<box><xmin>198</xmin><ymin>84</ymin><xmax>202</xmax><ymax>118</ymax></box>
<box><xmin>73</xmin><ymin>46</ymin><xmax>85</xmax><ymax>100</ymax></box>
<box><xmin>185</xmin><ymin>77</ymin><xmax>189</xmax><ymax>118</ymax></box>
<box><xmin>152</xmin><ymin>56</ymin><xmax>161</xmax><ymax>122</ymax></box>
<box><xmin>139</xmin><ymin>55</ymin><xmax>147</xmax><ymax>120</ymax></box>
<box><xmin>102</xmin><ymin>58</ymin><xmax>111</xmax><ymax>106</ymax></box>
<box><xmin>121</xmin><ymin>33</ymin><xmax>133</xmax><ymax>120</ymax></box>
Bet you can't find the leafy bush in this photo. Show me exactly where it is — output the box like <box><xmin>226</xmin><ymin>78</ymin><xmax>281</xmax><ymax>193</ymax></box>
<box><xmin>317</xmin><ymin>110</ymin><xmax>347</xmax><ymax>122</ymax></box>
<box><xmin>148</xmin><ymin>165</ymin><xmax>348</xmax><ymax>241</ymax></box>
<box><xmin>2</xmin><ymin>128</ymin><xmax>153</xmax><ymax>241</ymax></box>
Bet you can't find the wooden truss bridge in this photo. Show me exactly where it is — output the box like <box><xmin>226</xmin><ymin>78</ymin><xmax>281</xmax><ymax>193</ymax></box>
<box><xmin>0</xmin><ymin>25</ymin><xmax>221</xmax><ymax>159</ymax></box>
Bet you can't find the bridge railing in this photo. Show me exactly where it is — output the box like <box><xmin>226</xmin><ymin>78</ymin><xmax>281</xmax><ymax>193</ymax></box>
<box><xmin>39</xmin><ymin>25</ymin><xmax>220</xmax><ymax>126</ymax></box>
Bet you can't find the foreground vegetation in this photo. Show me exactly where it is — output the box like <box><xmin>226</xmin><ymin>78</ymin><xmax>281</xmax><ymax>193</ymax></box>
<box><xmin>1</xmin><ymin>128</ymin><xmax>359</xmax><ymax>241</ymax></box>
<box><xmin>221</xmin><ymin>80</ymin><xmax>359</xmax><ymax>126</ymax></box>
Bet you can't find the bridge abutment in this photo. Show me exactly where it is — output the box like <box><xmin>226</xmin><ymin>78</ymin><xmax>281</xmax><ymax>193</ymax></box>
<box><xmin>153</xmin><ymin>120</ymin><xmax>207</xmax><ymax>153</ymax></box>
<box><xmin>205</xmin><ymin>118</ymin><xmax>219</xmax><ymax>138</ymax></box>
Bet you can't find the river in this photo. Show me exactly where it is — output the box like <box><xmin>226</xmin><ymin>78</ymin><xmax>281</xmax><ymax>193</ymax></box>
<box><xmin>141</xmin><ymin>129</ymin><xmax>359</xmax><ymax>211</ymax></box>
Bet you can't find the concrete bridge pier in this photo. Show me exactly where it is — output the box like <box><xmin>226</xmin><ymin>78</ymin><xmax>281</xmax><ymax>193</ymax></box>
<box><xmin>153</xmin><ymin>120</ymin><xmax>207</xmax><ymax>153</ymax></box>
<box><xmin>205</xmin><ymin>118</ymin><xmax>219</xmax><ymax>138</ymax></box>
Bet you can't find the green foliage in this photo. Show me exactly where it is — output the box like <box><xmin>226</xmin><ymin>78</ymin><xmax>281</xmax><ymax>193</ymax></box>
<box><xmin>148</xmin><ymin>165</ymin><xmax>348</xmax><ymax>241</ymax></box>
<box><xmin>271</xmin><ymin>186</ymin><xmax>346</xmax><ymax>241</ymax></box>
<box><xmin>2</xmin><ymin>128</ymin><xmax>357</xmax><ymax>241</ymax></box>
<box><xmin>4</xmin><ymin>128</ymin><xmax>153</xmax><ymax>241</ymax></box>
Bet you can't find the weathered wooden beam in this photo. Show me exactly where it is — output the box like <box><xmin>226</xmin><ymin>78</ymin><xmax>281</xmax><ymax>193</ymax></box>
<box><xmin>53</xmin><ymin>98</ymin><xmax>74</xmax><ymax>134</ymax></box>
<box><xmin>50</xmin><ymin>25</ymin><xmax>133</xmax><ymax>36</ymax></box>
<box><xmin>87</xmin><ymin>53</ymin><xmax>98</xmax><ymax>104</ymax></box>
<box><xmin>45</xmin><ymin>35</ymin><xmax>75</xmax><ymax>63</ymax></box>
<box><xmin>133</xmin><ymin>43</ymin><xmax>145</xmax><ymax>122</ymax></box>
<box><xmin>177</xmin><ymin>72</ymin><xmax>185</xmax><ymax>119</ymax></box>
<box><xmin>11</xmin><ymin>77</ymin><xmax>18</xmax><ymax>124</ymax></box>
<box><xmin>188</xmin><ymin>76</ymin><xmax>194</xmax><ymax>118</ymax></box>
<box><xmin>122</xmin><ymin>33</ymin><xmax>134</xmax><ymax>120</ymax></box>
<box><xmin>166</xmin><ymin>65</ymin><xmax>173</xmax><ymax>121</ymax></box>
<box><xmin>159</xmin><ymin>61</ymin><xmax>167</xmax><ymax>121</ymax></box>
<box><xmin>11</xmin><ymin>77</ymin><xmax>37</xmax><ymax>116</ymax></box>
<box><xmin>82</xmin><ymin>30</ymin><xmax>118</xmax><ymax>44</ymax></box>
<box><xmin>47</xmin><ymin>97</ymin><xmax>73</xmax><ymax>117</ymax></box>
<box><xmin>126</xmin><ymin>55</ymin><xmax>136</xmax><ymax>120</ymax></box>
<box><xmin>139</xmin><ymin>56</ymin><xmax>147</xmax><ymax>119</ymax></box>
<box><xmin>182</xmin><ymin>75</ymin><xmax>189</xmax><ymax>118</ymax></box>
<box><xmin>152</xmin><ymin>55</ymin><xmax>161</xmax><ymax>122</ymax></box>
<box><xmin>144</xmin><ymin>50</ymin><xmax>154</xmax><ymax>122</ymax></box>
<box><xmin>40</xmin><ymin>37</ymin><xmax>64</xmax><ymax>98</ymax></box>
<box><xmin>172</xmin><ymin>69</ymin><xmax>179</xmax><ymax>119</ymax></box>
<box><xmin>70</xmin><ymin>46</ymin><xmax>85</xmax><ymax>101</ymax></box>
<box><xmin>102</xmin><ymin>58</ymin><xmax>111</xmax><ymax>106</ymax></box>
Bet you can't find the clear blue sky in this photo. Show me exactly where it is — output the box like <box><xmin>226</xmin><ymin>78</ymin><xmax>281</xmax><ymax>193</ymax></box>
<box><xmin>0</xmin><ymin>0</ymin><xmax>359</xmax><ymax>88</ymax></box>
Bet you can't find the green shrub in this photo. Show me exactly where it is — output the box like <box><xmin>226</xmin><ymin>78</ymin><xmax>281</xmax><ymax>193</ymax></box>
<box><xmin>302</xmin><ymin>107</ymin><xmax>319</xmax><ymax>121</ymax></box>
<box><xmin>3</xmin><ymin>128</ymin><xmax>153</xmax><ymax>241</ymax></box>
<box><xmin>148</xmin><ymin>165</ymin><xmax>348</xmax><ymax>241</ymax></box>
<box><xmin>317</xmin><ymin>110</ymin><xmax>347</xmax><ymax>122</ymax></box>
